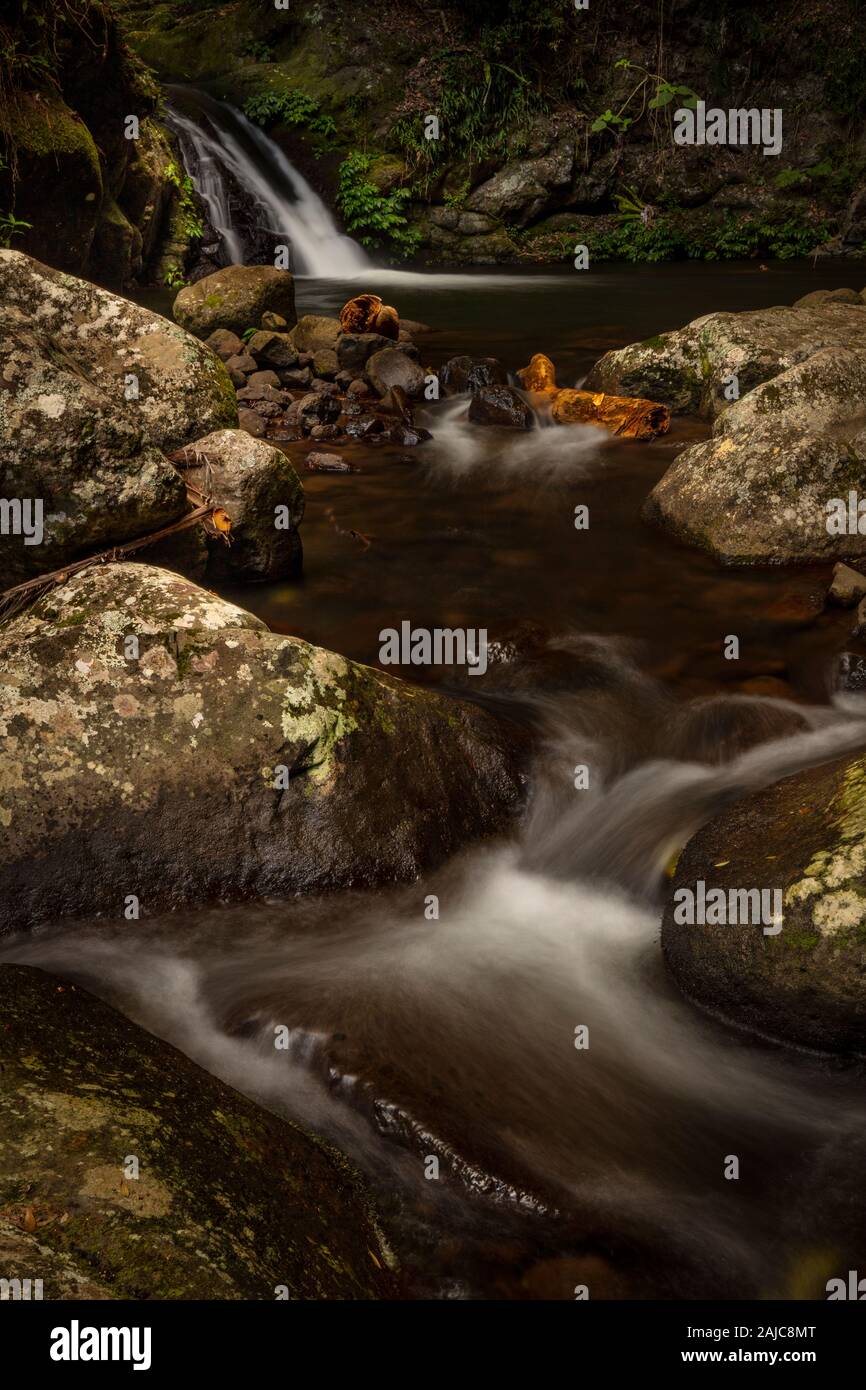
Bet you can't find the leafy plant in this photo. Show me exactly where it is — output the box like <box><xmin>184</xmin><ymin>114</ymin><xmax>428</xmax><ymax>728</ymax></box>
<box><xmin>162</xmin><ymin>264</ymin><xmax>186</xmax><ymax>290</ymax></box>
<box><xmin>591</xmin><ymin>60</ymin><xmax>700</xmax><ymax>143</ymax></box>
<box><xmin>336</xmin><ymin>152</ymin><xmax>420</xmax><ymax>259</ymax></box>
<box><xmin>0</xmin><ymin>210</ymin><xmax>31</xmax><ymax>247</ymax></box>
<box><xmin>243</xmin><ymin>88</ymin><xmax>321</xmax><ymax>130</ymax></box>
<box><xmin>166</xmin><ymin>160</ymin><xmax>203</xmax><ymax>241</ymax></box>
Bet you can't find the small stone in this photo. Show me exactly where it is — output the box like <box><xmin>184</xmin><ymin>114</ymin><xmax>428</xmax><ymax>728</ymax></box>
<box><xmin>310</xmin><ymin>424</ymin><xmax>342</xmax><ymax>440</ymax></box>
<box><xmin>347</xmin><ymin>379</ymin><xmax>370</xmax><ymax>397</ymax></box>
<box><xmin>237</xmin><ymin>408</ymin><xmax>267</xmax><ymax>438</ymax></box>
<box><xmin>306</xmin><ymin>452</ymin><xmax>357</xmax><ymax>473</ymax></box>
<box><xmin>225</xmin><ymin>353</ymin><xmax>258</xmax><ymax>375</ymax></box>
<box><xmin>260</xmin><ymin>310</ymin><xmax>288</xmax><ymax>330</ymax></box>
<box><xmin>247</xmin><ymin>369</ymin><xmax>281</xmax><ymax>389</ymax></box>
<box><xmin>828</xmin><ymin>562</ymin><xmax>866</xmax><ymax>607</ymax></box>
<box><xmin>206</xmin><ymin>328</ymin><xmax>244</xmax><ymax>361</ymax></box>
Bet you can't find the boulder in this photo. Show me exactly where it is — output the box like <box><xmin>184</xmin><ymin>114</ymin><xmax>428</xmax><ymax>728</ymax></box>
<box><xmin>0</xmin><ymin>963</ymin><xmax>393</xmax><ymax>1299</ymax></box>
<box><xmin>290</xmin><ymin>315</ymin><xmax>342</xmax><ymax>355</ymax></box>
<box><xmin>0</xmin><ymin>563</ymin><xmax>525</xmax><ymax>932</ymax></box>
<box><xmin>586</xmin><ymin>303</ymin><xmax>866</xmax><ymax>418</ymax></box>
<box><xmin>365</xmin><ymin>347</ymin><xmax>425</xmax><ymax>399</ymax></box>
<box><xmin>0</xmin><ymin>251</ymin><xmax>236</xmax><ymax>586</ymax></box>
<box><xmin>468</xmin><ymin>385</ymin><xmax>535</xmax><ymax>429</ymax></box>
<box><xmin>439</xmin><ymin>355</ymin><xmax>508</xmax><ymax>396</ymax></box>
<box><xmin>662</xmin><ymin>753</ymin><xmax>866</xmax><ymax>1052</ymax></box>
<box><xmin>169</xmin><ymin>430</ymin><xmax>304</xmax><ymax>582</ymax></box>
<box><xmin>173</xmin><ymin>265</ymin><xmax>297</xmax><ymax>338</ymax></box>
<box><xmin>644</xmin><ymin>347</ymin><xmax>866</xmax><ymax>564</ymax></box>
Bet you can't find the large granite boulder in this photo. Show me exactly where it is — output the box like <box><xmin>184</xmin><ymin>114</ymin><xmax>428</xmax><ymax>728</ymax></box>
<box><xmin>0</xmin><ymin>563</ymin><xmax>525</xmax><ymax>933</ymax></box>
<box><xmin>0</xmin><ymin>251</ymin><xmax>236</xmax><ymax>586</ymax></box>
<box><xmin>643</xmin><ymin>347</ymin><xmax>866</xmax><ymax>564</ymax></box>
<box><xmin>0</xmin><ymin>963</ymin><xmax>394</xmax><ymax>1299</ymax></box>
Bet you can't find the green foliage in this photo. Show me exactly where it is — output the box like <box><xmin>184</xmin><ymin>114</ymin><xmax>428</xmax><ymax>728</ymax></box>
<box><xmin>336</xmin><ymin>152</ymin><xmax>420</xmax><ymax>259</ymax></box>
<box><xmin>242</xmin><ymin>88</ymin><xmax>338</xmax><ymax>154</ymax></box>
<box><xmin>162</xmin><ymin>264</ymin><xmax>186</xmax><ymax>290</ymax></box>
<box><xmin>571</xmin><ymin>209</ymin><xmax>830</xmax><ymax>264</ymax></box>
<box><xmin>241</xmin><ymin>39</ymin><xmax>275</xmax><ymax>64</ymax></box>
<box><xmin>166</xmin><ymin>159</ymin><xmax>203</xmax><ymax>241</ymax></box>
<box><xmin>591</xmin><ymin>61</ymin><xmax>700</xmax><ymax>138</ymax></box>
<box><xmin>0</xmin><ymin>210</ymin><xmax>31</xmax><ymax>247</ymax></box>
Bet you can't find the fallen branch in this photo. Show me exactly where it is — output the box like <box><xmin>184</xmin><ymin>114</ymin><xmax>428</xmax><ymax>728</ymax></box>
<box><xmin>0</xmin><ymin>489</ymin><xmax>232</xmax><ymax>625</ymax></box>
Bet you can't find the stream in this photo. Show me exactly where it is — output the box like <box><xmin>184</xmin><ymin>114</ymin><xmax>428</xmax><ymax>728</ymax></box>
<box><xmin>5</xmin><ymin>93</ymin><xmax>866</xmax><ymax>1300</ymax></box>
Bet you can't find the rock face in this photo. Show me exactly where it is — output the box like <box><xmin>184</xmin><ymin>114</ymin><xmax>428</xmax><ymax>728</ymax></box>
<box><xmin>0</xmin><ymin>251</ymin><xmax>237</xmax><ymax>585</ymax></box>
<box><xmin>643</xmin><ymin>344</ymin><xmax>866</xmax><ymax>564</ymax></box>
<box><xmin>0</xmin><ymin>963</ymin><xmax>394</xmax><ymax>1299</ymax></box>
<box><xmin>0</xmin><ymin>563</ymin><xmax>525</xmax><ymax>934</ymax></box>
<box><xmin>662</xmin><ymin>754</ymin><xmax>866</xmax><ymax>1052</ymax></box>
<box><xmin>170</xmin><ymin>430</ymin><xmax>304</xmax><ymax>582</ymax></box>
<box><xmin>173</xmin><ymin>265</ymin><xmax>297</xmax><ymax>337</ymax></box>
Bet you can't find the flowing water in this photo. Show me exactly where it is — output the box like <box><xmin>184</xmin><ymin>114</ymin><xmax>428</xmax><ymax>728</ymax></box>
<box><xmin>11</xmin><ymin>104</ymin><xmax>866</xmax><ymax>1299</ymax></box>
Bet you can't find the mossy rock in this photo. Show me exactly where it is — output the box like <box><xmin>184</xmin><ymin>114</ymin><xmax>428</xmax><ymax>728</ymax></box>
<box><xmin>0</xmin><ymin>963</ymin><xmax>395</xmax><ymax>1299</ymax></box>
<box><xmin>173</xmin><ymin>265</ymin><xmax>297</xmax><ymax>337</ymax></box>
<box><xmin>662</xmin><ymin>753</ymin><xmax>866</xmax><ymax>1052</ymax></box>
<box><xmin>0</xmin><ymin>91</ymin><xmax>103</xmax><ymax>272</ymax></box>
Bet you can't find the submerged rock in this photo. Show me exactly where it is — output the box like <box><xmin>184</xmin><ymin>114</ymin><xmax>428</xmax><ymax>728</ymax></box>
<box><xmin>439</xmin><ymin>356</ymin><xmax>508</xmax><ymax>396</ymax></box>
<box><xmin>662</xmin><ymin>753</ymin><xmax>866</xmax><ymax>1052</ymax></box>
<box><xmin>173</xmin><ymin>265</ymin><xmax>297</xmax><ymax>337</ymax></box>
<box><xmin>0</xmin><ymin>563</ymin><xmax>525</xmax><ymax>933</ymax></box>
<box><xmin>0</xmin><ymin>963</ymin><xmax>394</xmax><ymax>1299</ymax></box>
<box><xmin>0</xmin><ymin>251</ymin><xmax>236</xmax><ymax>586</ymax></box>
<box><xmin>366</xmin><ymin>347</ymin><xmax>425</xmax><ymax>400</ymax></box>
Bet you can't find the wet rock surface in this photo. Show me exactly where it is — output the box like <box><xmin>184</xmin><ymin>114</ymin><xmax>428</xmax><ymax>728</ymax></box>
<box><xmin>0</xmin><ymin>963</ymin><xmax>394</xmax><ymax>1299</ymax></box>
<box><xmin>662</xmin><ymin>753</ymin><xmax>866</xmax><ymax>1053</ymax></box>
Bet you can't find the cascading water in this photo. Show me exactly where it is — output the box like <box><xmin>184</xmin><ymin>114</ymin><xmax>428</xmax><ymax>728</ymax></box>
<box><xmin>164</xmin><ymin>85</ymin><xmax>370</xmax><ymax>277</ymax></box>
<box><xmin>5</xmin><ymin>648</ymin><xmax>866</xmax><ymax>1297</ymax></box>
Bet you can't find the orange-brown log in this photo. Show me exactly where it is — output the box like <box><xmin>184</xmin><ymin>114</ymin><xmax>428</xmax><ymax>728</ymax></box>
<box><xmin>550</xmin><ymin>389</ymin><xmax>670</xmax><ymax>439</ymax></box>
<box><xmin>517</xmin><ymin>352</ymin><xmax>558</xmax><ymax>394</ymax></box>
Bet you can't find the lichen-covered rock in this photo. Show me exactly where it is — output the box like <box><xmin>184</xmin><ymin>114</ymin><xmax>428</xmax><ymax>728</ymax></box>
<box><xmin>0</xmin><ymin>251</ymin><xmax>236</xmax><ymax>585</ymax></box>
<box><xmin>173</xmin><ymin>265</ymin><xmax>297</xmax><ymax>337</ymax></box>
<box><xmin>0</xmin><ymin>563</ymin><xmax>525</xmax><ymax>933</ymax></box>
<box><xmin>171</xmin><ymin>429</ymin><xmax>304</xmax><ymax>582</ymax></box>
<box><xmin>586</xmin><ymin>303</ymin><xmax>866</xmax><ymax>418</ymax></box>
<box><xmin>662</xmin><ymin>754</ymin><xmax>866</xmax><ymax>1052</ymax></box>
<box><xmin>643</xmin><ymin>347</ymin><xmax>866</xmax><ymax>564</ymax></box>
<box><xmin>0</xmin><ymin>963</ymin><xmax>394</xmax><ymax>1299</ymax></box>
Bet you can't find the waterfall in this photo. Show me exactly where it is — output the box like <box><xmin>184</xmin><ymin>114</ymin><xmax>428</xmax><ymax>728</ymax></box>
<box><xmin>164</xmin><ymin>85</ymin><xmax>370</xmax><ymax>278</ymax></box>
